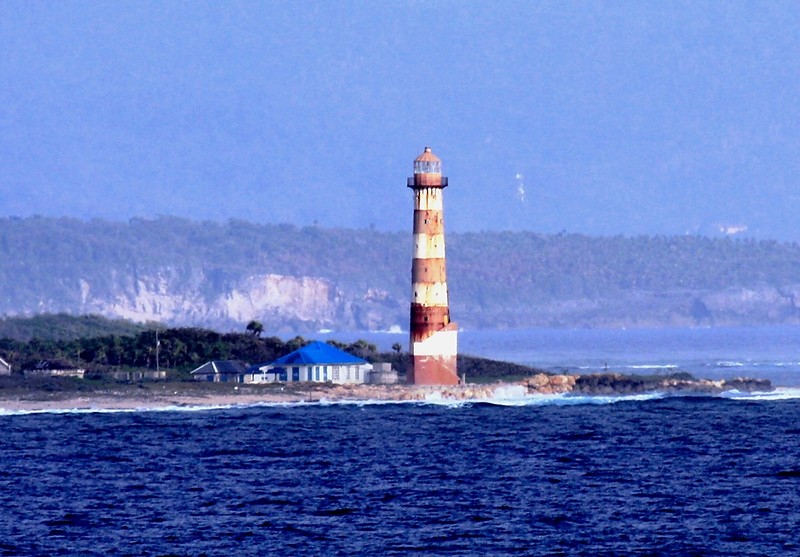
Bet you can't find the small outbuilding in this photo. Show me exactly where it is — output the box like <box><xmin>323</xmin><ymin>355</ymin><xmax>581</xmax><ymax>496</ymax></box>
<box><xmin>107</xmin><ymin>370</ymin><xmax>169</xmax><ymax>382</ymax></box>
<box><xmin>251</xmin><ymin>341</ymin><xmax>371</xmax><ymax>384</ymax></box>
<box><xmin>190</xmin><ymin>360</ymin><xmax>250</xmax><ymax>383</ymax></box>
<box><xmin>23</xmin><ymin>361</ymin><xmax>85</xmax><ymax>379</ymax></box>
<box><xmin>368</xmin><ymin>362</ymin><xmax>399</xmax><ymax>384</ymax></box>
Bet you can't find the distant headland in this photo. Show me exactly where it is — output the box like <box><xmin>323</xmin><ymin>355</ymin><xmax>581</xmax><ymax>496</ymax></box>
<box><xmin>2</xmin><ymin>217</ymin><xmax>800</xmax><ymax>332</ymax></box>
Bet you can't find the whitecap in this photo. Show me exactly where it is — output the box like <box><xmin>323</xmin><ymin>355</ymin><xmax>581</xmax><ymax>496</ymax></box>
<box><xmin>2</xmin><ymin>387</ymin><xmax>797</xmax><ymax>416</ymax></box>
<box><xmin>716</xmin><ymin>361</ymin><xmax>746</xmax><ymax>367</ymax></box>
<box><xmin>0</xmin><ymin>404</ymin><xmax>243</xmax><ymax>417</ymax></box>
<box><xmin>625</xmin><ymin>364</ymin><xmax>679</xmax><ymax>370</ymax></box>
<box><xmin>721</xmin><ymin>387</ymin><xmax>800</xmax><ymax>401</ymax></box>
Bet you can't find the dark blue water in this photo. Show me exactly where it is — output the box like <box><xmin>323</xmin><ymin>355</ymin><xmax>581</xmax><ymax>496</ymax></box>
<box><xmin>3</xmin><ymin>398</ymin><xmax>800</xmax><ymax>556</ymax></box>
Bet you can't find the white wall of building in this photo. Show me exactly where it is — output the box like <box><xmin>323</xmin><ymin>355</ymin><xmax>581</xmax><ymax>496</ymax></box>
<box><xmin>249</xmin><ymin>362</ymin><xmax>373</xmax><ymax>384</ymax></box>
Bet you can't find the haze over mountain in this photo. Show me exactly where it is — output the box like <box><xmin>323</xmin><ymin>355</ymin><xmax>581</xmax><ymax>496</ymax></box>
<box><xmin>2</xmin><ymin>1</ymin><xmax>800</xmax><ymax>239</ymax></box>
<box><xmin>3</xmin><ymin>217</ymin><xmax>800</xmax><ymax>332</ymax></box>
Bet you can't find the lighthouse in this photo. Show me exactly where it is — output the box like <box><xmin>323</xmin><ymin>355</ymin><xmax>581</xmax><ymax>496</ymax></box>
<box><xmin>407</xmin><ymin>147</ymin><xmax>458</xmax><ymax>385</ymax></box>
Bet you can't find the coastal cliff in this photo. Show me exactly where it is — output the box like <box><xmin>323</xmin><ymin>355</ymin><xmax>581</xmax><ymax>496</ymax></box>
<box><xmin>4</xmin><ymin>217</ymin><xmax>800</xmax><ymax>332</ymax></box>
<box><xmin>78</xmin><ymin>272</ymin><xmax>350</xmax><ymax>332</ymax></box>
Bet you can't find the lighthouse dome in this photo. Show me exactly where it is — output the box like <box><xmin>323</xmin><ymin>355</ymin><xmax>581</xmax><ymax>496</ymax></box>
<box><xmin>414</xmin><ymin>147</ymin><xmax>441</xmax><ymax>174</ymax></box>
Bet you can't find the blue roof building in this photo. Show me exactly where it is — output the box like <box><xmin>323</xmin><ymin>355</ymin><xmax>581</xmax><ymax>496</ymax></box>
<box><xmin>252</xmin><ymin>341</ymin><xmax>371</xmax><ymax>384</ymax></box>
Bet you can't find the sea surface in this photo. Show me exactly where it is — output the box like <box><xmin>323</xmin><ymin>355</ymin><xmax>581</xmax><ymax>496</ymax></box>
<box><xmin>322</xmin><ymin>324</ymin><xmax>800</xmax><ymax>386</ymax></box>
<box><xmin>3</xmin><ymin>326</ymin><xmax>800</xmax><ymax>556</ymax></box>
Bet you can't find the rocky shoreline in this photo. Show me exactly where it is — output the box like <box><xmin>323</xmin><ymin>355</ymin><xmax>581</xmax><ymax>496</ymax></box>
<box><xmin>0</xmin><ymin>373</ymin><xmax>774</xmax><ymax>412</ymax></box>
<box><xmin>316</xmin><ymin>373</ymin><xmax>773</xmax><ymax>402</ymax></box>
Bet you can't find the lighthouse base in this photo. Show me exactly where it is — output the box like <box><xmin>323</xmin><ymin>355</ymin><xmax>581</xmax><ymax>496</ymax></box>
<box><xmin>408</xmin><ymin>324</ymin><xmax>458</xmax><ymax>385</ymax></box>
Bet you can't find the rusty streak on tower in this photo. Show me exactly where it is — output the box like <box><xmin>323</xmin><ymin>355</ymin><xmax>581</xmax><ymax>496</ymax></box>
<box><xmin>407</xmin><ymin>147</ymin><xmax>458</xmax><ymax>385</ymax></box>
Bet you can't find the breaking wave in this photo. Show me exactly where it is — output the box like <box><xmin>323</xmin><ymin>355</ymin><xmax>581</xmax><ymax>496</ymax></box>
<box><xmin>1</xmin><ymin>386</ymin><xmax>794</xmax><ymax>416</ymax></box>
<box><xmin>721</xmin><ymin>387</ymin><xmax>800</xmax><ymax>401</ymax></box>
<box><xmin>716</xmin><ymin>360</ymin><xmax>747</xmax><ymax>367</ymax></box>
<box><xmin>624</xmin><ymin>364</ymin><xmax>680</xmax><ymax>370</ymax></box>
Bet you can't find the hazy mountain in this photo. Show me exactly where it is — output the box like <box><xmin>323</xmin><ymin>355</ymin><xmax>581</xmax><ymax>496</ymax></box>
<box><xmin>2</xmin><ymin>217</ymin><xmax>800</xmax><ymax>332</ymax></box>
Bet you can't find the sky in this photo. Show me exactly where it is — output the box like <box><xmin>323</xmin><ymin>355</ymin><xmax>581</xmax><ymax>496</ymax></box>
<box><xmin>2</xmin><ymin>1</ymin><xmax>800</xmax><ymax>239</ymax></box>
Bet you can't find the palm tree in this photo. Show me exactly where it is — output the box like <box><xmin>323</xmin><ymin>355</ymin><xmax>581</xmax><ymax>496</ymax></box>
<box><xmin>246</xmin><ymin>320</ymin><xmax>264</xmax><ymax>338</ymax></box>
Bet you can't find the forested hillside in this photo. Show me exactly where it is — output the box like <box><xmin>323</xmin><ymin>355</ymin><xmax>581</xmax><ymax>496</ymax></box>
<box><xmin>2</xmin><ymin>216</ymin><xmax>800</xmax><ymax>330</ymax></box>
<box><xmin>0</xmin><ymin>324</ymin><xmax>364</xmax><ymax>376</ymax></box>
<box><xmin>0</xmin><ymin>313</ymin><xmax>151</xmax><ymax>341</ymax></box>
<box><xmin>0</xmin><ymin>315</ymin><xmax>543</xmax><ymax>382</ymax></box>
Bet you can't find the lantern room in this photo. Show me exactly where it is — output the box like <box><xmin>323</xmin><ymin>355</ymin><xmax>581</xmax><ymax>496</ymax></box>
<box><xmin>409</xmin><ymin>146</ymin><xmax>448</xmax><ymax>188</ymax></box>
<box><xmin>414</xmin><ymin>147</ymin><xmax>441</xmax><ymax>175</ymax></box>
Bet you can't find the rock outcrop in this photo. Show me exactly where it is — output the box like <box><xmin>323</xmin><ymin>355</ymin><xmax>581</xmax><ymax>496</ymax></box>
<box><xmin>287</xmin><ymin>373</ymin><xmax>773</xmax><ymax>403</ymax></box>
<box><xmin>542</xmin><ymin>373</ymin><xmax>772</xmax><ymax>396</ymax></box>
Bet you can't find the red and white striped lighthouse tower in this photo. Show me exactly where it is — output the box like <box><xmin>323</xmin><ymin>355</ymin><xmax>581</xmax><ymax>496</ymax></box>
<box><xmin>407</xmin><ymin>147</ymin><xmax>458</xmax><ymax>385</ymax></box>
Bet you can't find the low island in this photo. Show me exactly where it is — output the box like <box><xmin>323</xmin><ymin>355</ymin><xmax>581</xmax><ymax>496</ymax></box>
<box><xmin>0</xmin><ymin>370</ymin><xmax>773</xmax><ymax>413</ymax></box>
<box><xmin>0</xmin><ymin>316</ymin><xmax>775</xmax><ymax>413</ymax></box>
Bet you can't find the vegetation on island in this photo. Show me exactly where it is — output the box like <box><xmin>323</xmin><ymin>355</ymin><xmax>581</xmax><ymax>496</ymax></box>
<box><xmin>0</xmin><ymin>313</ymin><xmax>152</xmax><ymax>341</ymax></box>
<box><xmin>0</xmin><ymin>314</ymin><xmax>540</xmax><ymax>385</ymax></box>
<box><xmin>0</xmin><ymin>321</ymin><xmax>363</xmax><ymax>378</ymax></box>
